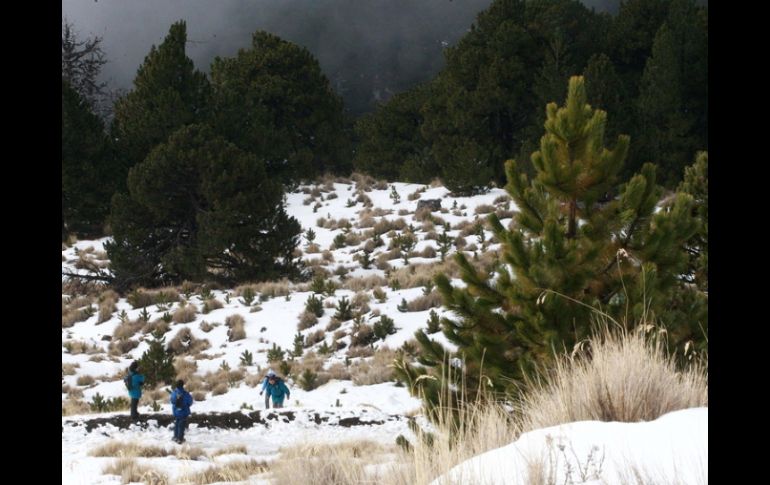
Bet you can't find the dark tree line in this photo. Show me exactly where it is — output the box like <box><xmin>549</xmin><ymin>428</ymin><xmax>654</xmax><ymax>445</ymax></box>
<box><xmin>354</xmin><ymin>0</ymin><xmax>707</xmax><ymax>193</ymax></box>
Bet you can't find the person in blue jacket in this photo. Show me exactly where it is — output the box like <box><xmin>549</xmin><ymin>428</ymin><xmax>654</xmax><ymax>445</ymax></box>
<box><xmin>264</xmin><ymin>372</ymin><xmax>291</xmax><ymax>408</ymax></box>
<box><xmin>127</xmin><ymin>361</ymin><xmax>145</xmax><ymax>420</ymax></box>
<box><xmin>170</xmin><ymin>379</ymin><xmax>194</xmax><ymax>444</ymax></box>
<box><xmin>259</xmin><ymin>369</ymin><xmax>276</xmax><ymax>408</ymax></box>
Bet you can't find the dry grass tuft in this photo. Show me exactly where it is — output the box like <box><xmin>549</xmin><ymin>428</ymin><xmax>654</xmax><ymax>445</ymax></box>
<box><xmin>271</xmin><ymin>440</ymin><xmax>392</xmax><ymax>485</ymax></box>
<box><xmin>181</xmin><ymin>459</ymin><xmax>268</xmax><ymax>485</ymax></box>
<box><xmin>211</xmin><ymin>444</ymin><xmax>248</xmax><ymax>457</ymax></box>
<box><xmin>61</xmin><ymin>397</ymin><xmax>90</xmax><ymax>416</ymax></box>
<box><xmin>342</xmin><ymin>274</ymin><xmax>389</xmax><ymax>292</ymax></box>
<box><xmin>76</xmin><ymin>375</ymin><xmax>95</xmax><ymax>386</ymax></box>
<box><xmin>298</xmin><ymin>310</ymin><xmax>319</xmax><ymax>330</ymax></box>
<box><xmin>350</xmin><ymin>347</ymin><xmax>397</xmax><ymax>385</ymax></box>
<box><xmin>254</xmin><ymin>279</ymin><xmax>292</xmax><ymax>297</ymax></box>
<box><xmin>168</xmin><ymin>328</ymin><xmax>211</xmax><ymax>355</ymax></box>
<box><xmin>226</xmin><ymin>314</ymin><xmax>246</xmax><ymax>341</ymax></box>
<box><xmin>90</xmin><ymin>441</ymin><xmax>171</xmax><ymax>458</ymax></box>
<box><xmin>519</xmin><ymin>322</ymin><xmax>708</xmax><ymax>431</ymax></box>
<box><xmin>102</xmin><ymin>457</ymin><xmax>169</xmax><ymax>485</ymax></box>
<box><xmin>173</xmin><ymin>303</ymin><xmax>198</xmax><ymax>324</ymax></box>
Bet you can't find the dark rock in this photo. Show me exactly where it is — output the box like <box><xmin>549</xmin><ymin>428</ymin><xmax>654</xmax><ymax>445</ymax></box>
<box><xmin>416</xmin><ymin>199</ymin><xmax>442</xmax><ymax>211</ymax></box>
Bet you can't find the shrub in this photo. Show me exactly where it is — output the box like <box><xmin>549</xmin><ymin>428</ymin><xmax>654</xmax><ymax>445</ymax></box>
<box><xmin>168</xmin><ymin>327</ymin><xmax>210</xmax><ymax>355</ymax></box>
<box><xmin>298</xmin><ymin>311</ymin><xmax>319</xmax><ymax>330</ymax></box>
<box><xmin>519</xmin><ymin>323</ymin><xmax>709</xmax><ymax>431</ymax></box>
<box><xmin>334</xmin><ymin>296</ymin><xmax>353</xmax><ymax>322</ymax></box>
<box><xmin>172</xmin><ymin>304</ymin><xmax>198</xmax><ymax>324</ymax></box>
<box><xmin>225</xmin><ymin>314</ymin><xmax>246</xmax><ymax>341</ymax></box>
<box><xmin>373</xmin><ymin>315</ymin><xmax>397</xmax><ymax>340</ymax></box>
<box><xmin>351</xmin><ymin>324</ymin><xmax>377</xmax><ymax>347</ymax></box>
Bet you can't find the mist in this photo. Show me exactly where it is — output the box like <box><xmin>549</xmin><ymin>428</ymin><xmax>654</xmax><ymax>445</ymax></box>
<box><xmin>62</xmin><ymin>0</ymin><xmax>693</xmax><ymax>115</ymax></box>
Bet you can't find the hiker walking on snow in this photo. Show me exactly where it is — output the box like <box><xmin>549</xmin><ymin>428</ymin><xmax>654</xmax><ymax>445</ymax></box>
<box><xmin>126</xmin><ymin>361</ymin><xmax>145</xmax><ymax>420</ymax></box>
<box><xmin>263</xmin><ymin>372</ymin><xmax>291</xmax><ymax>408</ymax></box>
<box><xmin>170</xmin><ymin>380</ymin><xmax>193</xmax><ymax>444</ymax></box>
<box><xmin>260</xmin><ymin>369</ymin><xmax>277</xmax><ymax>408</ymax></box>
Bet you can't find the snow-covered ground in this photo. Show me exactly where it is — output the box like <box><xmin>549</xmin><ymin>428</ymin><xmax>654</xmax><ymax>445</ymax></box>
<box><xmin>62</xmin><ymin>178</ymin><xmax>706</xmax><ymax>484</ymax></box>
<box><xmin>435</xmin><ymin>407</ymin><xmax>707</xmax><ymax>485</ymax></box>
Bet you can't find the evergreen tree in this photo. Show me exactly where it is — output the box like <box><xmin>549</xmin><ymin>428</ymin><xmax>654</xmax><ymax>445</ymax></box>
<box><xmin>354</xmin><ymin>82</ymin><xmax>436</xmax><ymax>182</ymax></box>
<box><xmin>62</xmin><ymin>79</ymin><xmax>113</xmax><ymax>238</ymax></box>
<box><xmin>209</xmin><ymin>31</ymin><xmax>351</xmax><ymax>183</ymax></box>
<box><xmin>636</xmin><ymin>0</ymin><xmax>708</xmax><ymax>186</ymax></box>
<box><xmin>395</xmin><ymin>76</ymin><xmax>701</xmax><ymax>411</ymax></box>
<box><xmin>107</xmin><ymin>124</ymin><xmax>301</xmax><ymax>290</ymax></box>
<box><xmin>607</xmin><ymin>0</ymin><xmax>672</xmax><ymax>93</ymax></box>
<box><xmin>678</xmin><ymin>151</ymin><xmax>707</xmax><ymax>292</ymax></box>
<box><xmin>583</xmin><ymin>53</ymin><xmax>628</xmax><ymax>144</ymax></box>
<box><xmin>138</xmin><ymin>330</ymin><xmax>175</xmax><ymax>387</ymax></box>
<box><xmin>421</xmin><ymin>0</ymin><xmax>605</xmax><ymax>193</ymax></box>
<box><xmin>651</xmin><ymin>151</ymin><xmax>708</xmax><ymax>354</ymax></box>
<box><xmin>111</xmin><ymin>21</ymin><xmax>210</xmax><ymax>179</ymax></box>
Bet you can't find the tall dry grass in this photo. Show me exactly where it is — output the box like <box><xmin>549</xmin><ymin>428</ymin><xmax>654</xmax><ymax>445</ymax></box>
<box><xmin>102</xmin><ymin>458</ymin><xmax>168</xmax><ymax>484</ymax></box>
<box><xmin>380</xmin><ymin>318</ymin><xmax>707</xmax><ymax>485</ymax></box>
<box><xmin>386</xmin><ymin>395</ymin><xmax>519</xmax><ymax>485</ymax></box>
<box><xmin>518</xmin><ymin>321</ymin><xmax>708</xmax><ymax>431</ymax></box>
<box><xmin>271</xmin><ymin>441</ymin><xmax>393</xmax><ymax>485</ymax></box>
<box><xmin>181</xmin><ymin>459</ymin><xmax>268</xmax><ymax>485</ymax></box>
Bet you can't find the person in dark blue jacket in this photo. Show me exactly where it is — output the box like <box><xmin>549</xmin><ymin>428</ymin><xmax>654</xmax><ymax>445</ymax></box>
<box><xmin>127</xmin><ymin>361</ymin><xmax>145</xmax><ymax>420</ymax></box>
<box><xmin>264</xmin><ymin>373</ymin><xmax>291</xmax><ymax>408</ymax></box>
<box><xmin>170</xmin><ymin>379</ymin><xmax>194</xmax><ymax>444</ymax></box>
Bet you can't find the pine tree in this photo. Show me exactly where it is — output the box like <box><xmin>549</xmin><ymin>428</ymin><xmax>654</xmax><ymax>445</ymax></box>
<box><xmin>292</xmin><ymin>332</ymin><xmax>305</xmax><ymax>358</ymax></box>
<box><xmin>636</xmin><ymin>0</ymin><xmax>708</xmax><ymax>186</ymax></box>
<box><xmin>62</xmin><ymin>79</ymin><xmax>113</xmax><ymax>238</ymax></box>
<box><xmin>422</xmin><ymin>0</ymin><xmax>606</xmax><ymax>193</ymax></box>
<box><xmin>138</xmin><ymin>330</ymin><xmax>175</xmax><ymax>387</ymax></box>
<box><xmin>395</xmin><ymin>76</ymin><xmax>701</xmax><ymax>410</ymax></box>
<box><xmin>354</xmin><ymin>82</ymin><xmax>436</xmax><ymax>182</ymax></box>
<box><xmin>112</xmin><ymin>21</ymin><xmax>210</xmax><ymax>177</ymax></box>
<box><xmin>209</xmin><ymin>31</ymin><xmax>351</xmax><ymax>183</ymax></box>
<box><xmin>583</xmin><ymin>53</ymin><xmax>628</xmax><ymax>144</ymax></box>
<box><xmin>678</xmin><ymin>151</ymin><xmax>707</xmax><ymax>292</ymax></box>
<box><xmin>107</xmin><ymin>124</ymin><xmax>301</xmax><ymax>290</ymax></box>
<box><xmin>607</xmin><ymin>0</ymin><xmax>671</xmax><ymax>89</ymax></box>
<box><xmin>660</xmin><ymin>151</ymin><xmax>708</xmax><ymax>354</ymax></box>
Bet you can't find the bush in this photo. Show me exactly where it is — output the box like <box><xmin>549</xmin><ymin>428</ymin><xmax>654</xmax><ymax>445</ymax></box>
<box><xmin>226</xmin><ymin>314</ymin><xmax>246</xmax><ymax>341</ymax></box>
<box><xmin>138</xmin><ymin>330</ymin><xmax>175</xmax><ymax>387</ymax></box>
<box><xmin>305</xmin><ymin>294</ymin><xmax>325</xmax><ymax>317</ymax></box>
<box><xmin>373</xmin><ymin>315</ymin><xmax>397</xmax><ymax>340</ymax></box>
<box><xmin>172</xmin><ymin>304</ymin><xmax>198</xmax><ymax>324</ymax></box>
<box><xmin>89</xmin><ymin>393</ymin><xmax>130</xmax><ymax>412</ymax></box>
<box><xmin>305</xmin><ymin>329</ymin><xmax>326</xmax><ymax>347</ymax></box>
<box><xmin>351</xmin><ymin>324</ymin><xmax>377</xmax><ymax>347</ymax></box>
<box><xmin>201</xmin><ymin>298</ymin><xmax>223</xmax><ymax>314</ymax></box>
<box><xmin>519</xmin><ymin>323</ymin><xmax>708</xmax><ymax>430</ymax></box>
<box><xmin>76</xmin><ymin>375</ymin><xmax>95</xmax><ymax>386</ymax></box>
<box><xmin>350</xmin><ymin>347</ymin><xmax>397</xmax><ymax>385</ymax></box>
<box><xmin>267</xmin><ymin>343</ymin><xmax>285</xmax><ymax>363</ymax></box>
<box><xmin>334</xmin><ymin>296</ymin><xmax>353</xmax><ymax>322</ymax></box>
<box><xmin>299</xmin><ymin>368</ymin><xmax>319</xmax><ymax>391</ymax></box>
<box><xmin>407</xmin><ymin>291</ymin><xmax>444</xmax><ymax>312</ymax></box>
<box><xmin>168</xmin><ymin>327</ymin><xmax>211</xmax><ymax>355</ymax></box>
<box><xmin>298</xmin><ymin>311</ymin><xmax>319</xmax><ymax>330</ymax></box>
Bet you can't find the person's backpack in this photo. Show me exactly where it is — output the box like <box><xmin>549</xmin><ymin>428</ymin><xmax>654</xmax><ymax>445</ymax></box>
<box><xmin>175</xmin><ymin>391</ymin><xmax>184</xmax><ymax>409</ymax></box>
<box><xmin>124</xmin><ymin>374</ymin><xmax>132</xmax><ymax>391</ymax></box>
